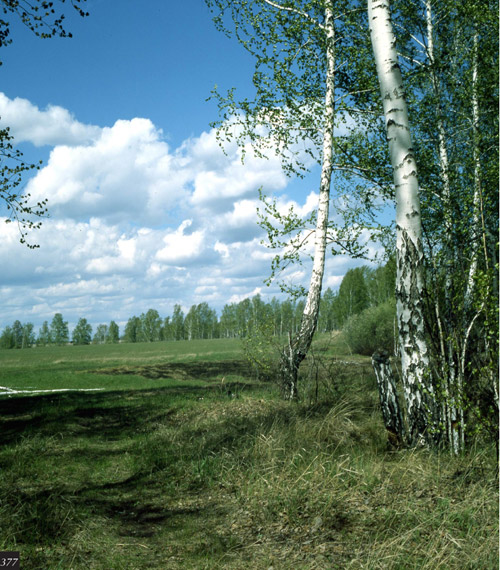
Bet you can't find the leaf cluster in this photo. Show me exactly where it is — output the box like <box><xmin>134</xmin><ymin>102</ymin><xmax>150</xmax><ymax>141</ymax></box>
<box><xmin>0</xmin><ymin>126</ymin><xmax>47</xmax><ymax>248</ymax></box>
<box><xmin>206</xmin><ymin>1</ymin><xmax>399</xmax><ymax>294</ymax></box>
<box><xmin>257</xmin><ymin>185</ymin><xmax>393</xmax><ymax>295</ymax></box>
<box><xmin>206</xmin><ymin>0</ymin><xmax>358</xmax><ymax>177</ymax></box>
<box><xmin>0</xmin><ymin>0</ymin><xmax>88</xmax><ymax>59</ymax></box>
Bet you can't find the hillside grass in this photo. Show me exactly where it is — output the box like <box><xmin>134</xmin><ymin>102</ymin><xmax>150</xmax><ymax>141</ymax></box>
<box><xmin>0</xmin><ymin>337</ymin><xmax>497</xmax><ymax>569</ymax></box>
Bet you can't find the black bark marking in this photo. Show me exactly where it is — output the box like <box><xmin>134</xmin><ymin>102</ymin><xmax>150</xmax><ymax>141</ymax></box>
<box><xmin>372</xmin><ymin>350</ymin><xmax>405</xmax><ymax>447</ymax></box>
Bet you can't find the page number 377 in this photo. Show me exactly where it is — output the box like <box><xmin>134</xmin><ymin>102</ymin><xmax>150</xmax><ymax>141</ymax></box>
<box><xmin>0</xmin><ymin>553</ymin><xmax>19</xmax><ymax>569</ymax></box>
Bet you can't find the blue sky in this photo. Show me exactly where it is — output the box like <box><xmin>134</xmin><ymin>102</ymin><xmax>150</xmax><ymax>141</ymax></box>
<box><xmin>2</xmin><ymin>0</ymin><xmax>255</xmax><ymax>148</ymax></box>
<box><xmin>0</xmin><ymin>0</ymin><xmax>377</xmax><ymax>333</ymax></box>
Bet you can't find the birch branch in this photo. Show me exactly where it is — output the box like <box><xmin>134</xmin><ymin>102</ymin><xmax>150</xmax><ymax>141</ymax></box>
<box><xmin>460</xmin><ymin>303</ymin><xmax>485</xmax><ymax>378</ymax></box>
<box><xmin>260</xmin><ymin>0</ymin><xmax>325</xmax><ymax>31</ymax></box>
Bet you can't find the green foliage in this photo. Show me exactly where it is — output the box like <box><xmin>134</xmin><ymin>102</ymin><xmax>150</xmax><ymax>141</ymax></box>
<box><xmin>72</xmin><ymin>317</ymin><xmax>92</xmax><ymax>345</ymax></box>
<box><xmin>11</xmin><ymin>320</ymin><xmax>23</xmax><ymax>348</ymax></box>
<box><xmin>335</xmin><ymin>267</ymin><xmax>370</xmax><ymax>327</ymax></box>
<box><xmin>140</xmin><ymin>308</ymin><xmax>162</xmax><ymax>342</ymax></box>
<box><xmin>317</xmin><ymin>259</ymin><xmax>396</xmax><ymax>333</ymax></box>
<box><xmin>183</xmin><ymin>302</ymin><xmax>218</xmax><ymax>340</ymax></box>
<box><xmin>367</xmin><ymin>254</ymin><xmax>396</xmax><ymax>305</ymax></box>
<box><xmin>356</xmin><ymin>0</ymin><xmax>498</xmax><ymax>449</ymax></box>
<box><xmin>0</xmin><ymin>326</ymin><xmax>14</xmax><ymax>349</ymax></box>
<box><xmin>1</xmin><ymin>256</ymin><xmax>396</xmax><ymax>353</ymax></box>
<box><xmin>171</xmin><ymin>304</ymin><xmax>185</xmax><ymax>340</ymax></box>
<box><xmin>92</xmin><ymin>323</ymin><xmax>108</xmax><ymax>345</ymax></box>
<box><xmin>342</xmin><ymin>300</ymin><xmax>397</xmax><ymax>356</ymax></box>
<box><xmin>241</xmin><ymin>312</ymin><xmax>282</xmax><ymax>382</ymax></box>
<box><xmin>208</xmin><ymin>0</ymin><xmax>498</xmax><ymax>446</ymax></box>
<box><xmin>0</xmin><ymin>0</ymin><xmax>89</xmax><ymax>55</ymax></box>
<box><xmin>0</xmin><ymin>320</ymin><xmax>35</xmax><ymax>348</ymax></box>
<box><xmin>317</xmin><ymin>287</ymin><xmax>337</xmax><ymax>332</ymax></box>
<box><xmin>107</xmin><ymin>320</ymin><xmax>119</xmax><ymax>343</ymax></box>
<box><xmin>0</xmin><ymin>126</ymin><xmax>46</xmax><ymax>248</ymax></box>
<box><xmin>50</xmin><ymin>313</ymin><xmax>69</xmax><ymax>345</ymax></box>
<box><xmin>21</xmin><ymin>322</ymin><xmax>35</xmax><ymax>348</ymax></box>
<box><xmin>257</xmin><ymin>188</ymin><xmax>371</xmax><ymax>297</ymax></box>
<box><xmin>124</xmin><ymin>315</ymin><xmax>141</xmax><ymax>343</ymax></box>
<box><xmin>1</xmin><ymin>259</ymin><xmax>396</xmax><ymax>351</ymax></box>
<box><xmin>206</xmin><ymin>0</ymin><xmax>390</xmax><ymax>300</ymax></box>
<box><xmin>206</xmin><ymin>0</ymin><xmax>330</xmax><ymax>177</ymax></box>
<box><xmin>37</xmin><ymin>321</ymin><xmax>51</xmax><ymax>346</ymax></box>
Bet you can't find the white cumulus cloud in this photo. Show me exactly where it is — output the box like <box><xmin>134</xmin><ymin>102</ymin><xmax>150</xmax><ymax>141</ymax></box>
<box><xmin>0</xmin><ymin>94</ymin><xmax>374</xmax><ymax>330</ymax></box>
<box><xmin>156</xmin><ymin>220</ymin><xmax>214</xmax><ymax>266</ymax></box>
<box><xmin>0</xmin><ymin>93</ymin><xmax>100</xmax><ymax>146</ymax></box>
<box><xmin>25</xmin><ymin>118</ymin><xmax>188</xmax><ymax>225</ymax></box>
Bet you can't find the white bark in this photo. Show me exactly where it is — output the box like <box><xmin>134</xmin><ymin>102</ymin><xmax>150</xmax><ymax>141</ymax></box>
<box><xmin>469</xmin><ymin>29</ymin><xmax>498</xmax><ymax>434</ymax></box>
<box><xmin>261</xmin><ymin>0</ymin><xmax>326</xmax><ymax>31</ymax></box>
<box><xmin>466</xmin><ymin>33</ymin><xmax>481</xmax><ymax>290</ymax></box>
<box><xmin>280</xmin><ymin>3</ymin><xmax>335</xmax><ymax>399</ymax></box>
<box><xmin>372</xmin><ymin>350</ymin><xmax>405</xmax><ymax>446</ymax></box>
<box><xmin>426</xmin><ymin>0</ymin><xmax>461</xmax><ymax>454</ymax></box>
<box><xmin>425</xmin><ymin>1</ymin><xmax>451</xmax><ymax>225</ymax></box>
<box><xmin>368</xmin><ymin>0</ymin><xmax>435</xmax><ymax>444</ymax></box>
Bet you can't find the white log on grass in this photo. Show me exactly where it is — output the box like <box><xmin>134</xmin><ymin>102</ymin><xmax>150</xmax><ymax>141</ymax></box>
<box><xmin>0</xmin><ymin>387</ymin><xmax>105</xmax><ymax>395</ymax></box>
<box><xmin>368</xmin><ymin>0</ymin><xmax>435</xmax><ymax>445</ymax></box>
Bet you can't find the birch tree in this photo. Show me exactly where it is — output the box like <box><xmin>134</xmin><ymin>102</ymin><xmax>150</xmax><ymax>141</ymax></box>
<box><xmin>278</xmin><ymin>2</ymin><xmax>336</xmax><ymax>400</ymax></box>
<box><xmin>390</xmin><ymin>0</ymin><xmax>497</xmax><ymax>448</ymax></box>
<box><xmin>72</xmin><ymin>318</ymin><xmax>92</xmax><ymax>345</ymax></box>
<box><xmin>50</xmin><ymin>313</ymin><xmax>69</xmax><ymax>346</ymax></box>
<box><xmin>206</xmin><ymin>0</ymin><xmax>377</xmax><ymax>399</ymax></box>
<box><xmin>365</xmin><ymin>0</ymin><xmax>498</xmax><ymax>448</ymax></box>
<box><xmin>368</xmin><ymin>0</ymin><xmax>436</xmax><ymax>444</ymax></box>
<box><xmin>207</xmin><ymin>0</ymin><xmax>497</xmax><ymax>440</ymax></box>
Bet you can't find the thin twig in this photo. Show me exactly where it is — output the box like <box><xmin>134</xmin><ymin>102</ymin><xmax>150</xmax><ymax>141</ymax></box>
<box><xmin>261</xmin><ymin>0</ymin><xmax>325</xmax><ymax>31</ymax></box>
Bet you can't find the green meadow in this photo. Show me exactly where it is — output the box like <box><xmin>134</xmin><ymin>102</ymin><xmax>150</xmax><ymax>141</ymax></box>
<box><xmin>0</xmin><ymin>338</ymin><xmax>497</xmax><ymax>569</ymax></box>
<box><xmin>0</xmin><ymin>338</ymin><xmax>246</xmax><ymax>392</ymax></box>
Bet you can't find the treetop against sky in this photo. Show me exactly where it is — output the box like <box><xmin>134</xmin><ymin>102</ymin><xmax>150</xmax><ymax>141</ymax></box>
<box><xmin>0</xmin><ymin>0</ymin><xmax>381</xmax><ymax>331</ymax></box>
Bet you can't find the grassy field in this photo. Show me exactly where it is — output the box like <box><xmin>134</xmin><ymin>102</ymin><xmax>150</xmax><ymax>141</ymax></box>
<box><xmin>0</xmin><ymin>338</ymin><xmax>247</xmax><ymax>393</ymax></box>
<box><xmin>0</xmin><ymin>337</ymin><xmax>497</xmax><ymax>569</ymax></box>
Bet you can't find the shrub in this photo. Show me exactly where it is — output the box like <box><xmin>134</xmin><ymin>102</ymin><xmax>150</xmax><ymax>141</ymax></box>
<box><xmin>342</xmin><ymin>300</ymin><xmax>396</xmax><ymax>356</ymax></box>
<box><xmin>241</xmin><ymin>319</ymin><xmax>282</xmax><ymax>382</ymax></box>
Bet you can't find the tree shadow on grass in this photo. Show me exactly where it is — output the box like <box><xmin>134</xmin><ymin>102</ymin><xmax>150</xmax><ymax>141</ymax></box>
<box><xmin>0</xmin><ymin>374</ymin><xmax>263</xmax><ymax>447</ymax></box>
<box><xmin>0</xmin><ymin>379</ymin><xmax>258</xmax><ymax>550</ymax></box>
<box><xmin>79</xmin><ymin>487</ymin><xmax>228</xmax><ymax>540</ymax></box>
<box><xmin>0</xmin><ymin>373</ymin><xmax>358</xmax><ymax>563</ymax></box>
<box><xmin>97</xmin><ymin>359</ymin><xmax>252</xmax><ymax>381</ymax></box>
<box><xmin>0</xmin><ymin>391</ymin><xmax>153</xmax><ymax>445</ymax></box>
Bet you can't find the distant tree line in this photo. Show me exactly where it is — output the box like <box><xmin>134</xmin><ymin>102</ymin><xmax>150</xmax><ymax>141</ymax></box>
<box><xmin>0</xmin><ymin>313</ymin><xmax>120</xmax><ymax>349</ymax></box>
<box><xmin>122</xmin><ymin>259</ymin><xmax>395</xmax><ymax>343</ymax></box>
<box><xmin>0</xmin><ymin>260</ymin><xmax>395</xmax><ymax>349</ymax></box>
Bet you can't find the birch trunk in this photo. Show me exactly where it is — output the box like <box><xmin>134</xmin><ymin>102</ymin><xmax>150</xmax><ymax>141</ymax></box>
<box><xmin>279</xmin><ymin>4</ymin><xmax>335</xmax><ymax>400</ymax></box>
<box><xmin>467</xmin><ymin>31</ymin><xmax>483</xmax><ymax>292</ymax></box>
<box><xmin>368</xmin><ymin>0</ymin><xmax>435</xmax><ymax>445</ymax></box>
<box><xmin>425</xmin><ymin>0</ymin><xmax>461</xmax><ymax>453</ymax></box>
<box><xmin>372</xmin><ymin>350</ymin><xmax>405</xmax><ymax>446</ymax></box>
<box><xmin>464</xmin><ymin>29</ymin><xmax>497</xmax><ymax>431</ymax></box>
